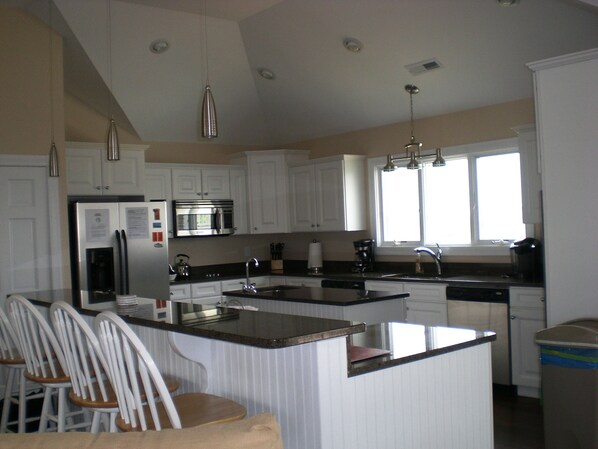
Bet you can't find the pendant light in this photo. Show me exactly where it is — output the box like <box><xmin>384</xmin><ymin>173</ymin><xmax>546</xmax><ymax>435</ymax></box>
<box><xmin>48</xmin><ymin>0</ymin><xmax>59</xmax><ymax>177</ymax></box>
<box><xmin>382</xmin><ymin>84</ymin><xmax>446</xmax><ymax>172</ymax></box>
<box><xmin>201</xmin><ymin>0</ymin><xmax>218</xmax><ymax>139</ymax></box>
<box><xmin>106</xmin><ymin>0</ymin><xmax>120</xmax><ymax>160</ymax></box>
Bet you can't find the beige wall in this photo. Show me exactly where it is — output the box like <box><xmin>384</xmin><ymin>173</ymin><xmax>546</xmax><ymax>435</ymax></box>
<box><xmin>0</xmin><ymin>7</ymin><xmax>71</xmax><ymax>285</ymax></box>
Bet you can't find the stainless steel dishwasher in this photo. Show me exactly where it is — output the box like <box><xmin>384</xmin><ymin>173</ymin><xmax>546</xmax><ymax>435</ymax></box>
<box><xmin>446</xmin><ymin>286</ymin><xmax>511</xmax><ymax>385</ymax></box>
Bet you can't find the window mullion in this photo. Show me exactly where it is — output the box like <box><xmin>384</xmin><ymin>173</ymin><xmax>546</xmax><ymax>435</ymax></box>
<box><xmin>418</xmin><ymin>166</ymin><xmax>425</xmax><ymax>245</ymax></box>
<box><xmin>469</xmin><ymin>155</ymin><xmax>480</xmax><ymax>244</ymax></box>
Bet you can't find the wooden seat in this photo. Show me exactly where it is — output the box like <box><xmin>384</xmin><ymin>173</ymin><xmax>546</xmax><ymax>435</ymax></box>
<box><xmin>94</xmin><ymin>311</ymin><xmax>246</xmax><ymax>431</ymax></box>
<box><xmin>0</xmin><ymin>305</ymin><xmax>44</xmax><ymax>433</ymax></box>
<box><xmin>7</xmin><ymin>295</ymin><xmax>88</xmax><ymax>432</ymax></box>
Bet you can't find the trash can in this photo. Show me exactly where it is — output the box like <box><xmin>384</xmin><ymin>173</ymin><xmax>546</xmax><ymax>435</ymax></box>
<box><xmin>536</xmin><ymin>319</ymin><xmax>598</xmax><ymax>449</ymax></box>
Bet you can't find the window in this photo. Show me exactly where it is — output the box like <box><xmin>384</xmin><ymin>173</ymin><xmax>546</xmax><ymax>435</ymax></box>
<box><xmin>371</xmin><ymin>139</ymin><xmax>527</xmax><ymax>255</ymax></box>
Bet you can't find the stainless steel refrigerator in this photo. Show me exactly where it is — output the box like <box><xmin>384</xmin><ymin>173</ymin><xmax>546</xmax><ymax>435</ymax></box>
<box><xmin>70</xmin><ymin>201</ymin><xmax>169</xmax><ymax>308</ymax></box>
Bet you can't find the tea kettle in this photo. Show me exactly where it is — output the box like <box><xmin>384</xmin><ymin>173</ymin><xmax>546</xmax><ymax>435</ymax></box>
<box><xmin>174</xmin><ymin>254</ymin><xmax>191</xmax><ymax>279</ymax></box>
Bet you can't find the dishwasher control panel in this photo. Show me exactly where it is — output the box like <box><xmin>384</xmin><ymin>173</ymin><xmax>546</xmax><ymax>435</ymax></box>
<box><xmin>446</xmin><ymin>286</ymin><xmax>509</xmax><ymax>303</ymax></box>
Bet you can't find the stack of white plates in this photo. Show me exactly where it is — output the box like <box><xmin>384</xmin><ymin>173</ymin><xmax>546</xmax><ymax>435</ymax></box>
<box><xmin>116</xmin><ymin>294</ymin><xmax>138</xmax><ymax>315</ymax></box>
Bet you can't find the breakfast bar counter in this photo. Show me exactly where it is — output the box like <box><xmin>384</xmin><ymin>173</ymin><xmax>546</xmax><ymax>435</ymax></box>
<box><xmin>15</xmin><ymin>289</ymin><xmax>496</xmax><ymax>449</ymax></box>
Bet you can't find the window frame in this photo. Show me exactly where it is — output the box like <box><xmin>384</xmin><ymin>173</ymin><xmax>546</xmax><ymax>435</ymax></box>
<box><xmin>367</xmin><ymin>137</ymin><xmax>534</xmax><ymax>257</ymax></box>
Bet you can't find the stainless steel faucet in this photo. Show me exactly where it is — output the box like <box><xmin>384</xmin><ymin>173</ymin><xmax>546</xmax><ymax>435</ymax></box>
<box><xmin>242</xmin><ymin>257</ymin><xmax>259</xmax><ymax>293</ymax></box>
<box><xmin>414</xmin><ymin>244</ymin><xmax>442</xmax><ymax>276</ymax></box>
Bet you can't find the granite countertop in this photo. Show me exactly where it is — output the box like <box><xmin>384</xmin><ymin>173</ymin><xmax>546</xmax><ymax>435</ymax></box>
<box><xmin>348</xmin><ymin>321</ymin><xmax>496</xmax><ymax>377</ymax></box>
<box><xmin>14</xmin><ymin>289</ymin><xmax>365</xmax><ymax>349</ymax></box>
<box><xmin>223</xmin><ymin>285</ymin><xmax>410</xmax><ymax>306</ymax></box>
<box><xmin>172</xmin><ymin>269</ymin><xmax>543</xmax><ymax>289</ymax></box>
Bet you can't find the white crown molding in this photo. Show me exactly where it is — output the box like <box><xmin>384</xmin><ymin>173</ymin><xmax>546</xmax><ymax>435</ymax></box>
<box><xmin>527</xmin><ymin>48</ymin><xmax>598</xmax><ymax>72</ymax></box>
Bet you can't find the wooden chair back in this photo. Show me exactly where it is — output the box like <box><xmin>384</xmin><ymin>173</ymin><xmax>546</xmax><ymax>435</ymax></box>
<box><xmin>94</xmin><ymin>311</ymin><xmax>181</xmax><ymax>430</ymax></box>
<box><xmin>6</xmin><ymin>295</ymin><xmax>67</xmax><ymax>381</ymax></box>
<box><xmin>50</xmin><ymin>301</ymin><xmax>111</xmax><ymax>403</ymax></box>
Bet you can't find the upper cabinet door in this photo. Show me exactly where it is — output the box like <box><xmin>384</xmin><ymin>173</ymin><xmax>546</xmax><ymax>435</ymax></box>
<box><xmin>171</xmin><ymin>169</ymin><xmax>202</xmax><ymax>199</ymax></box>
<box><xmin>315</xmin><ymin>160</ymin><xmax>346</xmax><ymax>232</ymax></box>
<box><xmin>66</xmin><ymin>144</ymin><xmax>146</xmax><ymax>196</ymax></box>
<box><xmin>229</xmin><ymin>167</ymin><xmax>248</xmax><ymax>234</ymax></box>
<box><xmin>288</xmin><ymin>164</ymin><xmax>317</xmax><ymax>232</ymax></box>
<box><xmin>66</xmin><ymin>147</ymin><xmax>103</xmax><ymax>195</ymax></box>
<box><xmin>201</xmin><ymin>168</ymin><xmax>230</xmax><ymax>199</ymax></box>
<box><xmin>102</xmin><ymin>150</ymin><xmax>145</xmax><ymax>195</ymax></box>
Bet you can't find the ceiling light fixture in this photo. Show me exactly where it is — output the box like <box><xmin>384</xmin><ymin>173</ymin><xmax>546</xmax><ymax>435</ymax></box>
<box><xmin>47</xmin><ymin>0</ymin><xmax>59</xmax><ymax>177</ymax></box>
<box><xmin>150</xmin><ymin>39</ymin><xmax>169</xmax><ymax>54</ymax></box>
<box><xmin>343</xmin><ymin>37</ymin><xmax>362</xmax><ymax>53</ymax></box>
<box><xmin>382</xmin><ymin>84</ymin><xmax>446</xmax><ymax>172</ymax></box>
<box><xmin>258</xmin><ymin>68</ymin><xmax>275</xmax><ymax>80</ymax></box>
<box><xmin>106</xmin><ymin>0</ymin><xmax>120</xmax><ymax>161</ymax></box>
<box><xmin>497</xmin><ymin>0</ymin><xmax>519</xmax><ymax>6</ymax></box>
<box><xmin>201</xmin><ymin>0</ymin><xmax>218</xmax><ymax>139</ymax></box>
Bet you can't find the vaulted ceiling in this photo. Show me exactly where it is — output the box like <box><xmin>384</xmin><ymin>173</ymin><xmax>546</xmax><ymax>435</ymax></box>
<box><xmin>11</xmin><ymin>0</ymin><xmax>598</xmax><ymax>146</ymax></box>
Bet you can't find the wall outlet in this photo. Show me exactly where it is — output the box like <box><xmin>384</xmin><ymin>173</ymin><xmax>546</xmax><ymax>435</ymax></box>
<box><xmin>244</xmin><ymin>246</ymin><xmax>251</xmax><ymax>258</ymax></box>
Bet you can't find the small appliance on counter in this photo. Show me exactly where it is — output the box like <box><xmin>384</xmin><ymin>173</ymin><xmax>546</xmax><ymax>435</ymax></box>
<box><xmin>307</xmin><ymin>240</ymin><xmax>323</xmax><ymax>273</ymax></box>
<box><xmin>174</xmin><ymin>254</ymin><xmax>191</xmax><ymax>279</ymax></box>
<box><xmin>510</xmin><ymin>238</ymin><xmax>543</xmax><ymax>282</ymax></box>
<box><xmin>353</xmin><ymin>239</ymin><xmax>375</xmax><ymax>272</ymax></box>
<box><xmin>270</xmin><ymin>242</ymin><xmax>285</xmax><ymax>271</ymax></box>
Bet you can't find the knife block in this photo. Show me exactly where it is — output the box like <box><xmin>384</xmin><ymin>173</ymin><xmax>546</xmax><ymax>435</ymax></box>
<box><xmin>271</xmin><ymin>259</ymin><xmax>284</xmax><ymax>271</ymax></box>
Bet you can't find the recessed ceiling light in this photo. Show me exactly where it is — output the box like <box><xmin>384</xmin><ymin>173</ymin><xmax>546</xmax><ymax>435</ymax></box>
<box><xmin>343</xmin><ymin>38</ymin><xmax>363</xmax><ymax>53</ymax></box>
<box><xmin>150</xmin><ymin>39</ymin><xmax>170</xmax><ymax>54</ymax></box>
<box><xmin>258</xmin><ymin>68</ymin><xmax>275</xmax><ymax>80</ymax></box>
<box><xmin>497</xmin><ymin>0</ymin><xmax>518</xmax><ymax>6</ymax></box>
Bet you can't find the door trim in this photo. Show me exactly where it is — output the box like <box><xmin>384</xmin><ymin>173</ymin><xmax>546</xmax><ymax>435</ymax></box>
<box><xmin>0</xmin><ymin>154</ymin><xmax>64</xmax><ymax>291</ymax></box>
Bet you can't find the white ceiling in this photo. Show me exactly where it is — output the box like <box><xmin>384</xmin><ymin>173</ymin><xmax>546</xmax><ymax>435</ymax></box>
<box><xmin>11</xmin><ymin>0</ymin><xmax>598</xmax><ymax>146</ymax></box>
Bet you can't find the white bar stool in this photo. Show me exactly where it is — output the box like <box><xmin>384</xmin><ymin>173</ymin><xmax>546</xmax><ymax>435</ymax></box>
<box><xmin>49</xmin><ymin>301</ymin><xmax>121</xmax><ymax>432</ymax></box>
<box><xmin>7</xmin><ymin>295</ymin><xmax>89</xmax><ymax>432</ymax></box>
<box><xmin>0</xmin><ymin>304</ymin><xmax>44</xmax><ymax>433</ymax></box>
<box><xmin>95</xmin><ymin>310</ymin><xmax>246</xmax><ymax>431</ymax></box>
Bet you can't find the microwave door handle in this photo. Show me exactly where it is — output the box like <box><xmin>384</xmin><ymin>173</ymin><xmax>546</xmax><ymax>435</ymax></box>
<box><xmin>115</xmin><ymin>230</ymin><xmax>124</xmax><ymax>296</ymax></box>
<box><xmin>217</xmin><ymin>208</ymin><xmax>225</xmax><ymax>233</ymax></box>
<box><xmin>122</xmin><ymin>230</ymin><xmax>129</xmax><ymax>295</ymax></box>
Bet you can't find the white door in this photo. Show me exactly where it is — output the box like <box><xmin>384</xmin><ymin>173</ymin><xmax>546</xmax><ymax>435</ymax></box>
<box><xmin>0</xmin><ymin>166</ymin><xmax>53</xmax><ymax>300</ymax></box>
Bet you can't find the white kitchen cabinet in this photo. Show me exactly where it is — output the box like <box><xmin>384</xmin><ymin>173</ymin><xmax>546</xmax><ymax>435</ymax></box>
<box><xmin>168</xmin><ymin>283</ymin><xmax>191</xmax><ymax>302</ymax></box>
<box><xmin>288</xmin><ymin>155</ymin><xmax>366</xmax><ymax>232</ymax></box>
<box><xmin>510</xmin><ymin>286</ymin><xmax>546</xmax><ymax>398</ymax></box>
<box><xmin>514</xmin><ymin>126</ymin><xmax>542</xmax><ymax>224</ymax></box>
<box><xmin>231</xmin><ymin>150</ymin><xmax>309</xmax><ymax>234</ymax></box>
<box><xmin>403</xmin><ymin>282</ymin><xmax>448</xmax><ymax>326</ymax></box>
<box><xmin>144</xmin><ymin>166</ymin><xmax>173</xmax><ymax>238</ymax></box>
<box><xmin>172</xmin><ymin>167</ymin><xmax>230</xmax><ymax>200</ymax></box>
<box><xmin>284</xmin><ymin>276</ymin><xmax>323</xmax><ymax>288</ymax></box>
<box><xmin>66</xmin><ymin>143</ymin><xmax>147</xmax><ymax>196</ymax></box>
<box><xmin>365</xmin><ymin>280</ymin><xmax>406</xmax><ymax>322</ymax></box>
<box><xmin>528</xmin><ymin>49</ymin><xmax>598</xmax><ymax>326</ymax></box>
<box><xmin>229</xmin><ymin>166</ymin><xmax>249</xmax><ymax>234</ymax></box>
<box><xmin>190</xmin><ymin>281</ymin><xmax>222</xmax><ymax>305</ymax></box>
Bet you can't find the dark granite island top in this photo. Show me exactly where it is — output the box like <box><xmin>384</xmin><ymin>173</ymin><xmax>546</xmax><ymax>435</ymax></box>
<box><xmin>14</xmin><ymin>289</ymin><xmax>365</xmax><ymax>349</ymax></box>
<box><xmin>223</xmin><ymin>285</ymin><xmax>409</xmax><ymax>305</ymax></box>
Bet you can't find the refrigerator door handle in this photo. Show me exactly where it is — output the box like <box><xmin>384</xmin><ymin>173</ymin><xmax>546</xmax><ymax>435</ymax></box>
<box><xmin>122</xmin><ymin>229</ymin><xmax>130</xmax><ymax>295</ymax></box>
<box><xmin>115</xmin><ymin>230</ymin><xmax>124</xmax><ymax>295</ymax></box>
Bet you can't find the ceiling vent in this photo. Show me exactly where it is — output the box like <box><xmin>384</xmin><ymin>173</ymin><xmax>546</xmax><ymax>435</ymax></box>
<box><xmin>405</xmin><ymin>58</ymin><xmax>443</xmax><ymax>76</ymax></box>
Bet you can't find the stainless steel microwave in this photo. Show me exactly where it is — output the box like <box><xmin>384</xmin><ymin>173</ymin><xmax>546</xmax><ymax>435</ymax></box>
<box><xmin>173</xmin><ymin>199</ymin><xmax>234</xmax><ymax>237</ymax></box>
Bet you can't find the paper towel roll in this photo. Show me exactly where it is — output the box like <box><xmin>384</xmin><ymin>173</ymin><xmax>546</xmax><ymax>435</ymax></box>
<box><xmin>307</xmin><ymin>242</ymin><xmax>323</xmax><ymax>271</ymax></box>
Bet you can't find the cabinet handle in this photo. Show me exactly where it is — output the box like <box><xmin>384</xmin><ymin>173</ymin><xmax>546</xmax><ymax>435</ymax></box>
<box><xmin>254</xmin><ymin>227</ymin><xmax>258</xmax><ymax>231</ymax></box>
<box><xmin>170</xmin><ymin>292</ymin><xmax>173</xmax><ymax>296</ymax></box>
<box><xmin>311</xmin><ymin>224</ymin><xmax>316</xmax><ymax>228</ymax></box>
<box><xmin>540</xmin><ymin>297</ymin><xmax>545</xmax><ymax>302</ymax></box>
<box><xmin>104</xmin><ymin>186</ymin><xmax>110</xmax><ymax>190</ymax></box>
<box><xmin>510</xmin><ymin>315</ymin><xmax>517</xmax><ymax>320</ymax></box>
<box><xmin>197</xmin><ymin>192</ymin><xmax>202</xmax><ymax>196</ymax></box>
<box><xmin>95</xmin><ymin>186</ymin><xmax>102</xmax><ymax>190</ymax></box>
<box><xmin>204</xmin><ymin>192</ymin><xmax>208</xmax><ymax>196</ymax></box>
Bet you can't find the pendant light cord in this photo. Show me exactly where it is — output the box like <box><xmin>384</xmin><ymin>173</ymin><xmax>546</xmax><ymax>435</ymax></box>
<box><xmin>107</xmin><ymin>0</ymin><xmax>114</xmax><ymax>120</ymax></box>
<box><xmin>409</xmin><ymin>89</ymin><xmax>414</xmax><ymax>139</ymax></box>
<box><xmin>204</xmin><ymin>0</ymin><xmax>209</xmax><ymax>84</ymax></box>
<box><xmin>48</xmin><ymin>0</ymin><xmax>54</xmax><ymax>143</ymax></box>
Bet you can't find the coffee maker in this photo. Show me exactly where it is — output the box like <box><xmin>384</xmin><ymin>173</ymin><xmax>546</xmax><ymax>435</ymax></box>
<box><xmin>510</xmin><ymin>238</ymin><xmax>543</xmax><ymax>282</ymax></box>
<box><xmin>353</xmin><ymin>239</ymin><xmax>375</xmax><ymax>272</ymax></box>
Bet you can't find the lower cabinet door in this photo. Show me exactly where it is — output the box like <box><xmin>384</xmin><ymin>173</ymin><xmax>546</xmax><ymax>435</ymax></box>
<box><xmin>405</xmin><ymin>300</ymin><xmax>448</xmax><ymax>326</ymax></box>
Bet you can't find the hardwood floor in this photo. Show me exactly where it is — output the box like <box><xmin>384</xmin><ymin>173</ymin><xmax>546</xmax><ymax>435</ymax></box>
<box><xmin>494</xmin><ymin>386</ymin><xmax>545</xmax><ymax>449</ymax></box>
